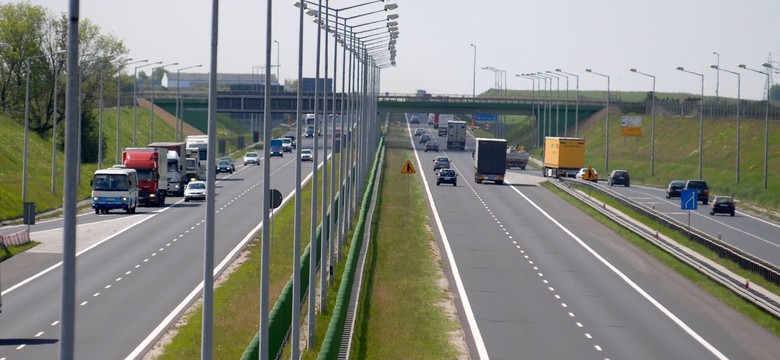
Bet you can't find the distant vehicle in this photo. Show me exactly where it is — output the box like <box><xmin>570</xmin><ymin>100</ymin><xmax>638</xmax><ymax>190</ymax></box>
<box><xmin>148</xmin><ymin>141</ymin><xmax>186</xmax><ymax>196</ymax></box>
<box><xmin>216</xmin><ymin>159</ymin><xmax>234</xmax><ymax>174</ymax></box>
<box><xmin>419</xmin><ymin>133</ymin><xmax>431</xmax><ymax>143</ymax></box>
<box><xmin>543</xmin><ymin>137</ymin><xmax>585</xmax><ymax>178</ymax></box>
<box><xmin>433</xmin><ymin>156</ymin><xmax>450</xmax><ymax>171</ymax></box>
<box><xmin>684</xmin><ymin>180</ymin><xmax>710</xmax><ymax>204</ymax></box>
<box><xmin>438</xmin><ymin>126</ymin><xmax>447</xmax><ymax>136</ymax></box>
<box><xmin>283</xmin><ymin>135</ymin><xmax>297</xmax><ymax>149</ymax></box>
<box><xmin>305</xmin><ymin>125</ymin><xmax>315</xmax><ymax>138</ymax></box>
<box><xmin>123</xmin><ymin>147</ymin><xmax>167</xmax><ymax>206</ymax></box>
<box><xmin>270</xmin><ymin>139</ymin><xmax>284</xmax><ymax>157</ymax></box>
<box><xmin>446</xmin><ymin>119</ymin><xmax>466</xmax><ymax>150</ymax></box>
<box><xmin>474</xmin><ymin>138</ymin><xmax>506</xmax><ymax>184</ymax></box>
<box><xmin>608</xmin><ymin>169</ymin><xmax>630</xmax><ymax>187</ymax></box>
<box><xmin>575</xmin><ymin>167</ymin><xmax>599</xmax><ymax>183</ymax></box>
<box><xmin>300</xmin><ymin>148</ymin><xmax>313</xmax><ymax>162</ymax></box>
<box><xmin>91</xmin><ymin>167</ymin><xmax>138</xmax><ymax>214</ymax></box>
<box><xmin>505</xmin><ymin>145</ymin><xmax>529</xmax><ymax>170</ymax></box>
<box><xmin>665</xmin><ymin>180</ymin><xmax>685</xmax><ymax>199</ymax></box>
<box><xmin>710</xmin><ymin>196</ymin><xmax>735</xmax><ymax>216</ymax></box>
<box><xmin>185</xmin><ymin>157</ymin><xmax>201</xmax><ymax>182</ymax></box>
<box><xmin>218</xmin><ymin>156</ymin><xmax>235</xmax><ymax>172</ymax></box>
<box><xmin>243</xmin><ymin>152</ymin><xmax>260</xmax><ymax>165</ymax></box>
<box><xmin>424</xmin><ymin>141</ymin><xmax>439</xmax><ymax>152</ymax></box>
<box><xmin>185</xmin><ymin>135</ymin><xmax>209</xmax><ymax>181</ymax></box>
<box><xmin>280</xmin><ymin>137</ymin><xmax>293</xmax><ymax>153</ymax></box>
<box><xmin>184</xmin><ymin>181</ymin><xmax>207</xmax><ymax>202</ymax></box>
<box><xmin>410</xmin><ymin>115</ymin><xmax>420</xmax><ymax>124</ymax></box>
<box><xmin>414</xmin><ymin>128</ymin><xmax>425</xmax><ymax>136</ymax></box>
<box><xmin>436</xmin><ymin>169</ymin><xmax>458</xmax><ymax>186</ymax></box>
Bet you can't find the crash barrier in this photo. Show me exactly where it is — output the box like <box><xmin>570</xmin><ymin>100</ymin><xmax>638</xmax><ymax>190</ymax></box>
<box><xmin>552</xmin><ymin>179</ymin><xmax>780</xmax><ymax>318</ymax></box>
<box><xmin>318</xmin><ymin>137</ymin><xmax>384</xmax><ymax>360</ymax></box>
<box><xmin>559</xmin><ymin>178</ymin><xmax>780</xmax><ymax>287</ymax></box>
<box><xmin>1</xmin><ymin>229</ymin><xmax>31</xmax><ymax>247</ymax></box>
<box><xmin>241</xmin><ymin>137</ymin><xmax>385</xmax><ymax>360</ymax></box>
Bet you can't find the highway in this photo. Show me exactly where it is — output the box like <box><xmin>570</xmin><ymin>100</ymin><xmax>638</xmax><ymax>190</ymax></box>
<box><xmin>0</xmin><ymin>136</ymin><xmax>329</xmax><ymax>359</ymax></box>
<box><xmin>407</xmin><ymin>116</ymin><xmax>780</xmax><ymax>359</ymax></box>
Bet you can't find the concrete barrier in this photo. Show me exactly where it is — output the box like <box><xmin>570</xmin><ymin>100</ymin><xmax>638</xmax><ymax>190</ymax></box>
<box><xmin>1</xmin><ymin>229</ymin><xmax>31</xmax><ymax>247</ymax></box>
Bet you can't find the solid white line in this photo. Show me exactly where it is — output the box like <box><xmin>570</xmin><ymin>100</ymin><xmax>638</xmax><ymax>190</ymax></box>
<box><xmin>407</xmin><ymin>120</ymin><xmax>490</xmax><ymax>360</ymax></box>
<box><xmin>508</xmin><ymin>185</ymin><xmax>728</xmax><ymax>359</ymax></box>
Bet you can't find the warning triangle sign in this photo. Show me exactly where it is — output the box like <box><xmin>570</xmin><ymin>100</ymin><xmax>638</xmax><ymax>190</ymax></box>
<box><xmin>583</xmin><ymin>166</ymin><xmax>598</xmax><ymax>181</ymax></box>
<box><xmin>401</xmin><ymin>160</ymin><xmax>416</xmax><ymax>174</ymax></box>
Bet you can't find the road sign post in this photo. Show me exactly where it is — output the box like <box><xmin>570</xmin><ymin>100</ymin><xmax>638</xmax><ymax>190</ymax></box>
<box><xmin>402</xmin><ymin>160</ymin><xmax>416</xmax><ymax>198</ymax></box>
<box><xmin>681</xmin><ymin>189</ymin><xmax>698</xmax><ymax>237</ymax></box>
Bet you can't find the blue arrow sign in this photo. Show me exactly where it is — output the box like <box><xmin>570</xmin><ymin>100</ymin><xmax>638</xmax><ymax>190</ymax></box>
<box><xmin>681</xmin><ymin>190</ymin><xmax>698</xmax><ymax>210</ymax></box>
<box><xmin>472</xmin><ymin>113</ymin><xmax>498</xmax><ymax>121</ymax></box>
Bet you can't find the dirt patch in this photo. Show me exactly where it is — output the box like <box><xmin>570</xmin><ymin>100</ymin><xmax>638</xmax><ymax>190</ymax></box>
<box><xmin>429</xmin><ymin>235</ymin><xmax>469</xmax><ymax>359</ymax></box>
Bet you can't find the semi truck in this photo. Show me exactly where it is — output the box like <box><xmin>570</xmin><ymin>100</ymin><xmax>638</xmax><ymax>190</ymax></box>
<box><xmin>269</xmin><ymin>139</ymin><xmax>284</xmax><ymax>157</ymax></box>
<box><xmin>543</xmin><ymin>137</ymin><xmax>586</xmax><ymax>178</ymax></box>
<box><xmin>185</xmin><ymin>157</ymin><xmax>201</xmax><ymax>182</ymax></box>
<box><xmin>506</xmin><ymin>145</ymin><xmax>530</xmax><ymax>170</ymax></box>
<box><xmin>123</xmin><ymin>147</ymin><xmax>167</xmax><ymax>206</ymax></box>
<box><xmin>474</xmin><ymin>138</ymin><xmax>507</xmax><ymax>184</ymax></box>
<box><xmin>91</xmin><ymin>167</ymin><xmax>138</xmax><ymax>214</ymax></box>
<box><xmin>185</xmin><ymin>135</ymin><xmax>209</xmax><ymax>180</ymax></box>
<box><xmin>446</xmin><ymin>119</ymin><xmax>466</xmax><ymax>150</ymax></box>
<box><xmin>148</xmin><ymin>141</ymin><xmax>186</xmax><ymax>196</ymax></box>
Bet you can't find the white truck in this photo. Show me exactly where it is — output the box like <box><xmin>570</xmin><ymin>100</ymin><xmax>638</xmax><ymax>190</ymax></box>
<box><xmin>446</xmin><ymin>119</ymin><xmax>467</xmax><ymax>150</ymax></box>
<box><xmin>91</xmin><ymin>167</ymin><xmax>139</xmax><ymax>214</ymax></box>
<box><xmin>185</xmin><ymin>135</ymin><xmax>209</xmax><ymax>180</ymax></box>
<box><xmin>148</xmin><ymin>141</ymin><xmax>187</xmax><ymax>196</ymax></box>
<box><xmin>505</xmin><ymin>145</ymin><xmax>530</xmax><ymax>170</ymax></box>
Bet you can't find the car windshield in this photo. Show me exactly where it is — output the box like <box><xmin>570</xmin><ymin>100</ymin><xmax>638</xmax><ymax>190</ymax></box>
<box><xmin>715</xmin><ymin>197</ymin><xmax>732</xmax><ymax>204</ymax></box>
<box><xmin>188</xmin><ymin>182</ymin><xmax>205</xmax><ymax>190</ymax></box>
<box><xmin>440</xmin><ymin>170</ymin><xmax>454</xmax><ymax>176</ymax></box>
<box><xmin>219</xmin><ymin>160</ymin><xmax>230</xmax><ymax>166</ymax></box>
<box><xmin>246</xmin><ymin>153</ymin><xmax>258</xmax><ymax>158</ymax></box>
<box><xmin>302</xmin><ymin>150</ymin><xmax>311</xmax><ymax>155</ymax></box>
<box><xmin>93</xmin><ymin>174</ymin><xmax>129</xmax><ymax>191</ymax></box>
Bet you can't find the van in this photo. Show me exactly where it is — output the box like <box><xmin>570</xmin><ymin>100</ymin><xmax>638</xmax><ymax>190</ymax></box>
<box><xmin>91</xmin><ymin>167</ymin><xmax>139</xmax><ymax>214</ymax></box>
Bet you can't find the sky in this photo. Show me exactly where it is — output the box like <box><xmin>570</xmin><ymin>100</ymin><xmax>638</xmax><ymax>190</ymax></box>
<box><xmin>26</xmin><ymin>0</ymin><xmax>780</xmax><ymax>100</ymax></box>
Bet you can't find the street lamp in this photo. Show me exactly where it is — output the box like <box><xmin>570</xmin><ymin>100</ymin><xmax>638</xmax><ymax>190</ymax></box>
<box><xmin>116</xmin><ymin>59</ymin><xmax>147</xmax><ymax>163</ymax></box>
<box><xmin>133</xmin><ymin>61</ymin><xmax>162</xmax><ymax>147</ymax></box>
<box><xmin>713</xmin><ymin>51</ymin><xmax>720</xmax><ymax>100</ymax></box>
<box><xmin>556</xmin><ymin>69</ymin><xmax>580</xmax><ymax>136</ymax></box>
<box><xmin>676</xmin><ymin>66</ymin><xmax>705</xmax><ymax>180</ymax></box>
<box><xmin>517</xmin><ymin>74</ymin><xmax>538</xmax><ymax>146</ymax></box>
<box><xmin>711</xmin><ymin>65</ymin><xmax>741</xmax><ymax>183</ymax></box>
<box><xmin>274</xmin><ymin>40</ymin><xmax>280</xmax><ymax>86</ymax></box>
<box><xmin>545</xmin><ymin>71</ymin><xmax>562</xmax><ymax>136</ymax></box>
<box><xmin>739</xmin><ymin>63</ymin><xmax>772</xmax><ymax>189</ymax></box>
<box><xmin>629</xmin><ymin>68</ymin><xmax>657</xmax><ymax>177</ymax></box>
<box><xmin>23</xmin><ymin>53</ymin><xmax>48</xmax><ymax>203</ymax></box>
<box><xmin>175</xmin><ymin>64</ymin><xmax>203</xmax><ymax>141</ymax></box>
<box><xmin>50</xmin><ymin>49</ymin><xmax>66</xmax><ymax>193</ymax></box>
<box><xmin>585</xmin><ymin>68</ymin><xmax>611</xmax><ymax>173</ymax></box>
<box><xmin>150</xmin><ymin>62</ymin><xmax>178</xmax><ymax>143</ymax></box>
<box><xmin>550</xmin><ymin>71</ymin><xmax>569</xmax><ymax>137</ymax></box>
<box><xmin>470</xmin><ymin>43</ymin><xmax>476</xmax><ymax>98</ymax></box>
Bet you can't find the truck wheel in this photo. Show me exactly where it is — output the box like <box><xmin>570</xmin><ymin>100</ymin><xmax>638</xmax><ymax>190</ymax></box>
<box><xmin>126</xmin><ymin>207</ymin><xmax>132</xmax><ymax>214</ymax></box>
<box><xmin>496</xmin><ymin>180</ymin><xmax>504</xmax><ymax>185</ymax></box>
<box><xmin>520</xmin><ymin>166</ymin><xmax>526</xmax><ymax>170</ymax></box>
<box><xmin>95</xmin><ymin>208</ymin><xmax>100</xmax><ymax>214</ymax></box>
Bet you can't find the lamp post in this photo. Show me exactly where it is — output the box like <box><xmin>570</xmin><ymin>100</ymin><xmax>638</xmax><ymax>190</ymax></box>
<box><xmin>23</xmin><ymin>53</ymin><xmax>48</xmax><ymax>203</ymax></box>
<box><xmin>556</xmin><ymin>69</ymin><xmax>580</xmax><ymax>136</ymax></box>
<box><xmin>585</xmin><ymin>68</ymin><xmax>610</xmax><ymax>173</ymax></box>
<box><xmin>676</xmin><ymin>66</ymin><xmax>704</xmax><ymax>180</ymax></box>
<box><xmin>712</xmin><ymin>65</ymin><xmax>741</xmax><ymax>183</ymax></box>
<box><xmin>517</xmin><ymin>74</ymin><xmax>538</xmax><ymax>146</ymax></box>
<box><xmin>274</xmin><ymin>40</ymin><xmax>280</xmax><ymax>86</ymax></box>
<box><xmin>629</xmin><ymin>68</ymin><xmax>656</xmax><ymax>177</ymax></box>
<box><xmin>470</xmin><ymin>43</ymin><xmax>476</xmax><ymax>98</ymax></box>
<box><xmin>116</xmin><ymin>59</ymin><xmax>147</xmax><ymax>164</ymax></box>
<box><xmin>50</xmin><ymin>49</ymin><xmax>66</xmax><ymax>193</ymax></box>
<box><xmin>546</xmin><ymin>71</ymin><xmax>562</xmax><ymax>136</ymax></box>
<box><xmin>550</xmin><ymin>71</ymin><xmax>569</xmax><ymax>136</ymax></box>
<box><xmin>739</xmin><ymin>63</ymin><xmax>772</xmax><ymax>189</ymax></box>
<box><xmin>150</xmin><ymin>62</ymin><xmax>178</xmax><ymax>143</ymax></box>
<box><xmin>713</xmin><ymin>51</ymin><xmax>720</xmax><ymax>100</ymax></box>
<box><xmin>133</xmin><ymin>61</ymin><xmax>161</xmax><ymax>146</ymax></box>
<box><xmin>536</xmin><ymin>73</ymin><xmax>555</xmax><ymax>138</ymax></box>
<box><xmin>530</xmin><ymin>74</ymin><xmax>548</xmax><ymax>138</ymax></box>
<box><xmin>175</xmin><ymin>64</ymin><xmax>203</xmax><ymax>142</ymax></box>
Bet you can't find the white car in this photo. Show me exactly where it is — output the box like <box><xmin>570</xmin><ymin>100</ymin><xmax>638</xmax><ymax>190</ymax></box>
<box><xmin>301</xmin><ymin>148</ymin><xmax>313</xmax><ymax>162</ymax></box>
<box><xmin>243</xmin><ymin>152</ymin><xmax>260</xmax><ymax>166</ymax></box>
<box><xmin>280</xmin><ymin>137</ymin><xmax>293</xmax><ymax>153</ymax></box>
<box><xmin>184</xmin><ymin>181</ymin><xmax>207</xmax><ymax>202</ymax></box>
<box><xmin>414</xmin><ymin>128</ymin><xmax>425</xmax><ymax>136</ymax></box>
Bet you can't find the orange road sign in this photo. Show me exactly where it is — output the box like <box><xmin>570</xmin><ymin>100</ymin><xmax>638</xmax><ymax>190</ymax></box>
<box><xmin>583</xmin><ymin>166</ymin><xmax>598</xmax><ymax>181</ymax></box>
<box><xmin>401</xmin><ymin>160</ymin><xmax>416</xmax><ymax>174</ymax></box>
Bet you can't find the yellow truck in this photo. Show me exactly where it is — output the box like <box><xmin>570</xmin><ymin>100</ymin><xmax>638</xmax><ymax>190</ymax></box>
<box><xmin>543</xmin><ymin>137</ymin><xmax>586</xmax><ymax>178</ymax></box>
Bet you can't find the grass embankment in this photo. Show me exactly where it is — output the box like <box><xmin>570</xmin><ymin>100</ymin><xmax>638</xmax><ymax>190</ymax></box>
<box><xmin>349</xmin><ymin>139</ymin><xmax>465</xmax><ymax>358</ymax></box>
<box><xmin>544</xmin><ymin>182</ymin><xmax>780</xmax><ymax>336</ymax></box>
<box><xmin>0</xmin><ymin>108</ymin><xmax>249</xmax><ymax>222</ymax></box>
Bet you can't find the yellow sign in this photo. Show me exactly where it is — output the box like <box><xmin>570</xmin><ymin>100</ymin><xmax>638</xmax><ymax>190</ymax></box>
<box><xmin>583</xmin><ymin>166</ymin><xmax>598</xmax><ymax>181</ymax></box>
<box><xmin>621</xmin><ymin>126</ymin><xmax>642</xmax><ymax>137</ymax></box>
<box><xmin>401</xmin><ymin>160</ymin><xmax>416</xmax><ymax>174</ymax></box>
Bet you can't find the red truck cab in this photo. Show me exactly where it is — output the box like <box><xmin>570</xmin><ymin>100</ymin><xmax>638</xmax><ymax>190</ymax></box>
<box><xmin>123</xmin><ymin>148</ymin><xmax>167</xmax><ymax>206</ymax></box>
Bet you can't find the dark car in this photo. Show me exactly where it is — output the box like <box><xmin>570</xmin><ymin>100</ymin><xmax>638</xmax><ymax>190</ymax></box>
<box><xmin>218</xmin><ymin>156</ymin><xmax>235</xmax><ymax>172</ymax></box>
<box><xmin>665</xmin><ymin>180</ymin><xmax>685</xmax><ymax>199</ymax></box>
<box><xmin>409</xmin><ymin>115</ymin><xmax>420</xmax><ymax>124</ymax></box>
<box><xmin>710</xmin><ymin>196</ymin><xmax>735</xmax><ymax>216</ymax></box>
<box><xmin>216</xmin><ymin>159</ymin><xmax>233</xmax><ymax>174</ymax></box>
<box><xmin>684</xmin><ymin>180</ymin><xmax>710</xmax><ymax>204</ymax></box>
<box><xmin>608</xmin><ymin>170</ymin><xmax>630</xmax><ymax>187</ymax></box>
<box><xmin>424</xmin><ymin>141</ymin><xmax>439</xmax><ymax>152</ymax></box>
<box><xmin>436</xmin><ymin>169</ymin><xmax>457</xmax><ymax>186</ymax></box>
<box><xmin>419</xmin><ymin>133</ymin><xmax>431</xmax><ymax>144</ymax></box>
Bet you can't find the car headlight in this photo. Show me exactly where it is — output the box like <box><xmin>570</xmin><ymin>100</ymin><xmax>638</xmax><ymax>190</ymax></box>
<box><xmin>150</xmin><ymin>194</ymin><xmax>156</xmax><ymax>198</ymax></box>
<box><xmin>93</xmin><ymin>197</ymin><xmax>98</xmax><ymax>201</ymax></box>
<box><xmin>122</xmin><ymin>197</ymin><xmax>128</xmax><ymax>203</ymax></box>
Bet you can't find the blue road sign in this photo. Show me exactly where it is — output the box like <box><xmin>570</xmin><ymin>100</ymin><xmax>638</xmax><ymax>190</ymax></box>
<box><xmin>472</xmin><ymin>113</ymin><xmax>498</xmax><ymax>121</ymax></box>
<box><xmin>681</xmin><ymin>189</ymin><xmax>698</xmax><ymax>210</ymax></box>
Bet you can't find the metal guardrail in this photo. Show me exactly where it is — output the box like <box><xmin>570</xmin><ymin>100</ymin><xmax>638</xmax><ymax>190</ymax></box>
<box><xmin>549</xmin><ymin>178</ymin><xmax>780</xmax><ymax>318</ymax></box>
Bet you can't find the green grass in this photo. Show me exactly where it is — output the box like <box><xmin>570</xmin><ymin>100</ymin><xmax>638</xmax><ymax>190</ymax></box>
<box><xmin>543</xmin><ymin>182</ymin><xmax>780</xmax><ymax>336</ymax></box>
<box><xmin>346</xmin><ymin>115</ymin><xmax>464</xmax><ymax>359</ymax></box>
